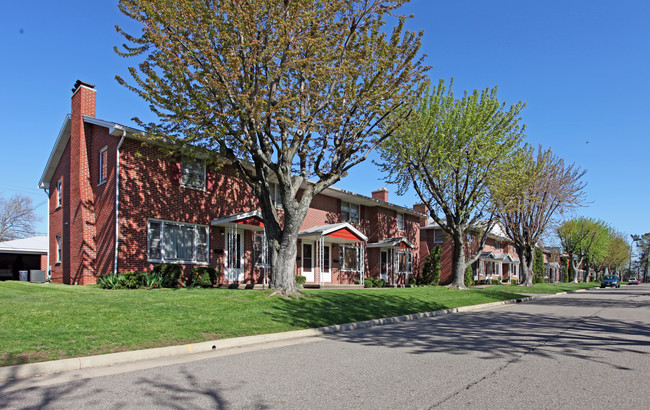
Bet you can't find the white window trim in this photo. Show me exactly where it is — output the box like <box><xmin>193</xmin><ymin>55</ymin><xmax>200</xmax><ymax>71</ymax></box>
<box><xmin>55</xmin><ymin>235</ymin><xmax>62</xmax><ymax>263</ymax></box>
<box><xmin>147</xmin><ymin>218</ymin><xmax>209</xmax><ymax>264</ymax></box>
<box><xmin>340</xmin><ymin>245</ymin><xmax>360</xmax><ymax>272</ymax></box>
<box><xmin>254</xmin><ymin>232</ymin><xmax>269</xmax><ymax>268</ymax></box>
<box><xmin>396</xmin><ymin>212</ymin><xmax>405</xmax><ymax>232</ymax></box>
<box><xmin>56</xmin><ymin>178</ymin><xmax>63</xmax><ymax>209</ymax></box>
<box><xmin>98</xmin><ymin>146</ymin><xmax>108</xmax><ymax>185</ymax></box>
<box><xmin>433</xmin><ymin>229</ymin><xmax>444</xmax><ymax>244</ymax></box>
<box><xmin>396</xmin><ymin>250</ymin><xmax>412</xmax><ymax>274</ymax></box>
<box><xmin>341</xmin><ymin>201</ymin><xmax>360</xmax><ymax>224</ymax></box>
<box><xmin>269</xmin><ymin>182</ymin><xmax>283</xmax><ymax>209</ymax></box>
<box><xmin>180</xmin><ymin>161</ymin><xmax>207</xmax><ymax>191</ymax></box>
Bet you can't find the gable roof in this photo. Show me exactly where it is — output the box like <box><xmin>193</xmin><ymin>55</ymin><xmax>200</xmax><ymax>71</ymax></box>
<box><xmin>38</xmin><ymin>115</ymin><xmax>426</xmax><ymax>218</ymax></box>
<box><xmin>298</xmin><ymin>223</ymin><xmax>368</xmax><ymax>243</ymax></box>
<box><xmin>366</xmin><ymin>237</ymin><xmax>414</xmax><ymax>249</ymax></box>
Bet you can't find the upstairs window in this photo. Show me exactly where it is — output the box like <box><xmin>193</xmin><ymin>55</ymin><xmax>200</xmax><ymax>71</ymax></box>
<box><xmin>181</xmin><ymin>161</ymin><xmax>206</xmax><ymax>190</ymax></box>
<box><xmin>433</xmin><ymin>229</ymin><xmax>445</xmax><ymax>243</ymax></box>
<box><xmin>396</xmin><ymin>213</ymin><xmax>405</xmax><ymax>231</ymax></box>
<box><xmin>341</xmin><ymin>201</ymin><xmax>360</xmax><ymax>224</ymax></box>
<box><xmin>56</xmin><ymin>178</ymin><xmax>63</xmax><ymax>208</ymax></box>
<box><xmin>99</xmin><ymin>146</ymin><xmax>108</xmax><ymax>184</ymax></box>
<box><xmin>269</xmin><ymin>182</ymin><xmax>283</xmax><ymax>209</ymax></box>
<box><xmin>495</xmin><ymin>241</ymin><xmax>502</xmax><ymax>252</ymax></box>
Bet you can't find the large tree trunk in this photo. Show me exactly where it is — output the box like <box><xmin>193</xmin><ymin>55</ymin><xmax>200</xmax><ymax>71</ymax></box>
<box><xmin>263</xmin><ymin>198</ymin><xmax>310</xmax><ymax>297</ymax></box>
<box><xmin>518</xmin><ymin>245</ymin><xmax>534</xmax><ymax>287</ymax></box>
<box><xmin>450</xmin><ymin>233</ymin><xmax>467</xmax><ymax>290</ymax></box>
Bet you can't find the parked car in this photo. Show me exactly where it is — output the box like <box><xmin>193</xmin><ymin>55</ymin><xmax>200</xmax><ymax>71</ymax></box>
<box><xmin>601</xmin><ymin>274</ymin><xmax>620</xmax><ymax>288</ymax></box>
<box><xmin>628</xmin><ymin>277</ymin><xmax>639</xmax><ymax>285</ymax></box>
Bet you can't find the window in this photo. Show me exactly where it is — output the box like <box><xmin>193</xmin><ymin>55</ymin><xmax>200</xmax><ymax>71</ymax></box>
<box><xmin>55</xmin><ymin>235</ymin><xmax>62</xmax><ymax>263</ymax></box>
<box><xmin>254</xmin><ymin>233</ymin><xmax>268</xmax><ymax>267</ymax></box>
<box><xmin>147</xmin><ymin>219</ymin><xmax>209</xmax><ymax>263</ymax></box>
<box><xmin>495</xmin><ymin>241</ymin><xmax>502</xmax><ymax>252</ymax></box>
<box><xmin>433</xmin><ymin>229</ymin><xmax>445</xmax><ymax>243</ymax></box>
<box><xmin>302</xmin><ymin>243</ymin><xmax>313</xmax><ymax>272</ymax></box>
<box><xmin>181</xmin><ymin>161</ymin><xmax>206</xmax><ymax>190</ymax></box>
<box><xmin>397</xmin><ymin>250</ymin><xmax>412</xmax><ymax>273</ymax></box>
<box><xmin>341</xmin><ymin>201</ymin><xmax>360</xmax><ymax>224</ymax></box>
<box><xmin>56</xmin><ymin>178</ymin><xmax>63</xmax><ymax>208</ymax></box>
<box><xmin>269</xmin><ymin>182</ymin><xmax>283</xmax><ymax>209</ymax></box>
<box><xmin>341</xmin><ymin>246</ymin><xmax>359</xmax><ymax>271</ymax></box>
<box><xmin>396</xmin><ymin>213</ymin><xmax>405</xmax><ymax>231</ymax></box>
<box><xmin>99</xmin><ymin>146</ymin><xmax>108</xmax><ymax>184</ymax></box>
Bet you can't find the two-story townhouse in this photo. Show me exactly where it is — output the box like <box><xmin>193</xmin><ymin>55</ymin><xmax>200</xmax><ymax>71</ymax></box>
<box><xmin>415</xmin><ymin>204</ymin><xmax>520</xmax><ymax>285</ymax></box>
<box><xmin>38</xmin><ymin>81</ymin><xmax>424</xmax><ymax>286</ymax></box>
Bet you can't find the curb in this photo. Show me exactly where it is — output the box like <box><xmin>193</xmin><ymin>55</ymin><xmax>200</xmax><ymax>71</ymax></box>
<box><xmin>1</xmin><ymin>294</ymin><xmax>550</xmax><ymax>382</ymax></box>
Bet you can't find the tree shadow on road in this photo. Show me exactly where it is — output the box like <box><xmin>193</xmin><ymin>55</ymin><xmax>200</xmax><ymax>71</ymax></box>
<box><xmin>316</xmin><ymin>294</ymin><xmax>650</xmax><ymax>371</ymax></box>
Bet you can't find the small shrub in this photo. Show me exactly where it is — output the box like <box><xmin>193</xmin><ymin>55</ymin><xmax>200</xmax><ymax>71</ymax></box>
<box><xmin>153</xmin><ymin>263</ymin><xmax>183</xmax><ymax>288</ymax></box>
<box><xmin>353</xmin><ymin>279</ymin><xmax>360</xmax><ymax>285</ymax></box>
<box><xmin>193</xmin><ymin>267</ymin><xmax>217</xmax><ymax>287</ymax></box>
<box><xmin>491</xmin><ymin>279</ymin><xmax>501</xmax><ymax>285</ymax></box>
<box><xmin>97</xmin><ymin>273</ymin><xmax>125</xmax><ymax>289</ymax></box>
<box><xmin>123</xmin><ymin>271</ymin><xmax>146</xmax><ymax>289</ymax></box>
<box><xmin>464</xmin><ymin>266</ymin><xmax>474</xmax><ymax>287</ymax></box>
<box><xmin>408</xmin><ymin>277</ymin><xmax>417</xmax><ymax>286</ymax></box>
<box><xmin>144</xmin><ymin>271</ymin><xmax>163</xmax><ymax>288</ymax></box>
<box><xmin>364</xmin><ymin>277</ymin><xmax>375</xmax><ymax>288</ymax></box>
<box><xmin>295</xmin><ymin>275</ymin><xmax>306</xmax><ymax>287</ymax></box>
<box><xmin>420</xmin><ymin>246</ymin><xmax>441</xmax><ymax>286</ymax></box>
<box><xmin>511</xmin><ymin>279</ymin><xmax>517</xmax><ymax>285</ymax></box>
<box><xmin>375</xmin><ymin>278</ymin><xmax>386</xmax><ymax>288</ymax></box>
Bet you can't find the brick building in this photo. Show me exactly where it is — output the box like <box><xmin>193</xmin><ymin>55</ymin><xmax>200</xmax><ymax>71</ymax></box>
<box><xmin>38</xmin><ymin>81</ymin><xmax>424</xmax><ymax>286</ymax></box>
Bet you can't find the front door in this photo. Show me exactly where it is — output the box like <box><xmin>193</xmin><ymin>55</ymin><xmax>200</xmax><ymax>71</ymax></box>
<box><xmin>380</xmin><ymin>250</ymin><xmax>388</xmax><ymax>281</ymax></box>
<box><xmin>302</xmin><ymin>242</ymin><xmax>314</xmax><ymax>282</ymax></box>
<box><xmin>321</xmin><ymin>244</ymin><xmax>331</xmax><ymax>283</ymax></box>
<box><xmin>226</xmin><ymin>230</ymin><xmax>244</xmax><ymax>282</ymax></box>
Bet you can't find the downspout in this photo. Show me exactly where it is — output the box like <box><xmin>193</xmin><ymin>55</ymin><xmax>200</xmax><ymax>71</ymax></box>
<box><xmin>44</xmin><ymin>188</ymin><xmax>50</xmax><ymax>281</ymax></box>
<box><xmin>113</xmin><ymin>128</ymin><xmax>126</xmax><ymax>274</ymax></box>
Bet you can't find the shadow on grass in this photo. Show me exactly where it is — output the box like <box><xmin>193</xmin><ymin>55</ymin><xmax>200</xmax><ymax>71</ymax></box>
<box><xmin>268</xmin><ymin>288</ymin><xmax>525</xmax><ymax>330</ymax></box>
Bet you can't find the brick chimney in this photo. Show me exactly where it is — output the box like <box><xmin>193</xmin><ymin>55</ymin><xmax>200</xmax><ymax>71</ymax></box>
<box><xmin>372</xmin><ymin>188</ymin><xmax>389</xmax><ymax>202</ymax></box>
<box><xmin>69</xmin><ymin>80</ymin><xmax>97</xmax><ymax>284</ymax></box>
<box><xmin>413</xmin><ymin>203</ymin><xmax>429</xmax><ymax>227</ymax></box>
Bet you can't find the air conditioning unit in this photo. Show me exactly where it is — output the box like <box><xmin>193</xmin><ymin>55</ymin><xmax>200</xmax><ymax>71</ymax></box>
<box><xmin>29</xmin><ymin>270</ymin><xmax>46</xmax><ymax>283</ymax></box>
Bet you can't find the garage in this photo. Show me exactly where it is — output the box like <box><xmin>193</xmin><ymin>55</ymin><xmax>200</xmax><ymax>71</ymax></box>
<box><xmin>0</xmin><ymin>236</ymin><xmax>48</xmax><ymax>281</ymax></box>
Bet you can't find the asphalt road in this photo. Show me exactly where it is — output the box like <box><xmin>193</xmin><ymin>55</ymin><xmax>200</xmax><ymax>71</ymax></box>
<box><xmin>2</xmin><ymin>286</ymin><xmax>649</xmax><ymax>409</ymax></box>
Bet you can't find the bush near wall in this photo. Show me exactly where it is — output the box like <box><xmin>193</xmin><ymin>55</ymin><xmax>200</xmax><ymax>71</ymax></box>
<box><xmin>153</xmin><ymin>263</ymin><xmax>184</xmax><ymax>288</ymax></box>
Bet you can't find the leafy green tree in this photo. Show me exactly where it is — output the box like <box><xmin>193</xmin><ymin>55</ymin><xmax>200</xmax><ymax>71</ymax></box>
<box><xmin>592</xmin><ymin>230</ymin><xmax>630</xmax><ymax>279</ymax></box>
<box><xmin>377</xmin><ymin>79</ymin><xmax>525</xmax><ymax>289</ymax></box>
<box><xmin>556</xmin><ymin>217</ymin><xmax>610</xmax><ymax>283</ymax></box>
<box><xmin>533</xmin><ymin>247</ymin><xmax>545</xmax><ymax>283</ymax></box>
<box><xmin>116</xmin><ymin>0</ymin><xmax>427</xmax><ymax>295</ymax></box>
<box><xmin>420</xmin><ymin>245</ymin><xmax>441</xmax><ymax>285</ymax></box>
<box><xmin>491</xmin><ymin>146</ymin><xmax>586</xmax><ymax>286</ymax></box>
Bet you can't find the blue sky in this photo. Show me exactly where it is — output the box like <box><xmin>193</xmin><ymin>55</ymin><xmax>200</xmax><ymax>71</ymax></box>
<box><xmin>1</xmin><ymin>0</ymin><xmax>649</xmax><ymax>248</ymax></box>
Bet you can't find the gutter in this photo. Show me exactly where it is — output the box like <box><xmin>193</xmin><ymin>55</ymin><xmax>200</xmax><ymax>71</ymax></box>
<box><xmin>111</xmin><ymin>126</ymin><xmax>127</xmax><ymax>274</ymax></box>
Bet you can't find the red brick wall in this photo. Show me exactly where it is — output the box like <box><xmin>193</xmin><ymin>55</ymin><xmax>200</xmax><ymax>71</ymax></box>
<box><xmin>48</xmin><ymin>138</ymin><xmax>70</xmax><ymax>284</ymax></box>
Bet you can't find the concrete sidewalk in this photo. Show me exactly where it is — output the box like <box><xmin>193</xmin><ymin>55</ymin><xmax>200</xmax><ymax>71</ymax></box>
<box><xmin>0</xmin><ymin>290</ymin><xmax>586</xmax><ymax>382</ymax></box>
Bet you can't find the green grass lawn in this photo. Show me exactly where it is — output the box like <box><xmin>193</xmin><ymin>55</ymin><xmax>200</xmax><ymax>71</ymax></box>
<box><xmin>484</xmin><ymin>282</ymin><xmax>601</xmax><ymax>294</ymax></box>
<box><xmin>0</xmin><ymin>281</ymin><xmax>595</xmax><ymax>366</ymax></box>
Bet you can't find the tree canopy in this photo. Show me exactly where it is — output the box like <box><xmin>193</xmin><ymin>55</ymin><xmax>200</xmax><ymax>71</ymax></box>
<box><xmin>377</xmin><ymin>78</ymin><xmax>526</xmax><ymax>289</ymax></box>
<box><xmin>491</xmin><ymin>145</ymin><xmax>586</xmax><ymax>286</ymax></box>
<box><xmin>556</xmin><ymin>217</ymin><xmax>610</xmax><ymax>282</ymax></box>
<box><xmin>116</xmin><ymin>0</ymin><xmax>428</xmax><ymax>295</ymax></box>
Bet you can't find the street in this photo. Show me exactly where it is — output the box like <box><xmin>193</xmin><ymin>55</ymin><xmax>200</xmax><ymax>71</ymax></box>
<box><xmin>2</xmin><ymin>286</ymin><xmax>649</xmax><ymax>409</ymax></box>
